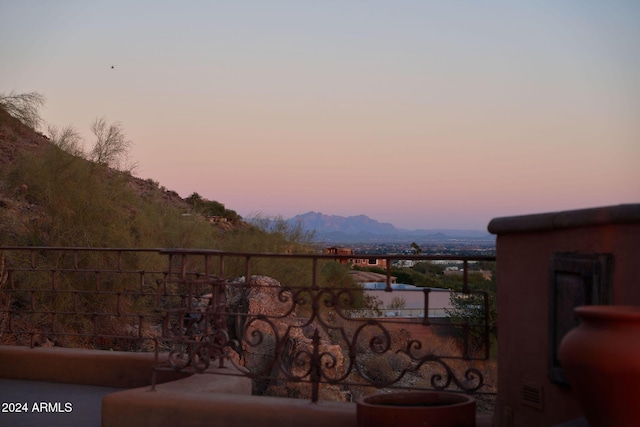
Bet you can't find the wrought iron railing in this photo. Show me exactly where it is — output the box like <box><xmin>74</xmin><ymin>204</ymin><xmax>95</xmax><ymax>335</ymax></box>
<box><xmin>0</xmin><ymin>247</ymin><xmax>496</xmax><ymax>403</ymax></box>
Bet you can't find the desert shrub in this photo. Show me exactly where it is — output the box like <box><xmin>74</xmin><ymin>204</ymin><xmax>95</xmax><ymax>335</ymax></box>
<box><xmin>7</xmin><ymin>145</ymin><xmax>135</xmax><ymax>247</ymax></box>
<box><xmin>185</xmin><ymin>192</ymin><xmax>240</xmax><ymax>223</ymax></box>
<box><xmin>446</xmin><ymin>275</ymin><xmax>497</xmax><ymax>358</ymax></box>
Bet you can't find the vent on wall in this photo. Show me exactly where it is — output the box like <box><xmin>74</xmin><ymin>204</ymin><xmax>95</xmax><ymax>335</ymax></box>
<box><xmin>521</xmin><ymin>381</ymin><xmax>544</xmax><ymax>410</ymax></box>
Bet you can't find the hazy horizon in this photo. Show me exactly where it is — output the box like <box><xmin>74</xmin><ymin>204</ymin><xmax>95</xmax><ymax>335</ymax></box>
<box><xmin>2</xmin><ymin>1</ymin><xmax>638</xmax><ymax>230</ymax></box>
<box><xmin>285</xmin><ymin>211</ymin><xmax>493</xmax><ymax>233</ymax></box>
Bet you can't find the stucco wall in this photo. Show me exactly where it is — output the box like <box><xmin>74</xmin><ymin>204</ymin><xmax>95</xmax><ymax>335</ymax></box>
<box><xmin>0</xmin><ymin>346</ymin><xmax>189</xmax><ymax>388</ymax></box>
<box><xmin>489</xmin><ymin>204</ymin><xmax>640</xmax><ymax>427</ymax></box>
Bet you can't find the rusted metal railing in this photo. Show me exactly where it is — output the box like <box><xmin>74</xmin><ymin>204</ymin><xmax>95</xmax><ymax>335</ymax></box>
<box><xmin>0</xmin><ymin>247</ymin><xmax>496</xmax><ymax>403</ymax></box>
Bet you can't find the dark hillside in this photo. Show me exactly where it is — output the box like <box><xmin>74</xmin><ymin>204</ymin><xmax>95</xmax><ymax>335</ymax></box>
<box><xmin>0</xmin><ymin>106</ymin><xmax>49</xmax><ymax>168</ymax></box>
<box><xmin>0</xmin><ymin>104</ymin><xmax>236</xmax><ymax>246</ymax></box>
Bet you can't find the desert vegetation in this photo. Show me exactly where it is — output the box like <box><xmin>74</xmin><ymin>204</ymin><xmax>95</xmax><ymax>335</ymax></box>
<box><xmin>0</xmin><ymin>91</ymin><xmax>368</xmax><ymax>351</ymax></box>
<box><xmin>0</xmin><ymin>91</ymin><xmax>496</xmax><ymax>406</ymax></box>
<box><xmin>0</xmin><ymin>91</ymin><xmax>309</xmax><ymax>252</ymax></box>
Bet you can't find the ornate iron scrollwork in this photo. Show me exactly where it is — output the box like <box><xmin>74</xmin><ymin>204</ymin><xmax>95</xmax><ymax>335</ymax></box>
<box><xmin>155</xmin><ymin>275</ymin><xmax>488</xmax><ymax>401</ymax></box>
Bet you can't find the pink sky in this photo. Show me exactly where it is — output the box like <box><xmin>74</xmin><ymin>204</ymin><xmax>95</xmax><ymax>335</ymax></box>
<box><xmin>2</xmin><ymin>1</ymin><xmax>638</xmax><ymax>230</ymax></box>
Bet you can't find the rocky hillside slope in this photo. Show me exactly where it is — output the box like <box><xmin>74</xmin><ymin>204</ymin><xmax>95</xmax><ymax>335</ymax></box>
<box><xmin>0</xmin><ymin>106</ymin><xmax>49</xmax><ymax>168</ymax></box>
<box><xmin>0</xmin><ymin>105</ymin><xmax>238</xmax><ymax>246</ymax></box>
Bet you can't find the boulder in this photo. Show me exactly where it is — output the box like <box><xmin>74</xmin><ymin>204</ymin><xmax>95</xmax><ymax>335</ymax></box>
<box><xmin>225</xmin><ymin>276</ymin><xmax>348</xmax><ymax>401</ymax></box>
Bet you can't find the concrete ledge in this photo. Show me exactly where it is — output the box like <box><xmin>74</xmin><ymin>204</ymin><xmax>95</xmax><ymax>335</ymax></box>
<box><xmin>0</xmin><ymin>346</ymin><xmax>357</xmax><ymax>427</ymax></box>
<box><xmin>488</xmin><ymin>204</ymin><xmax>640</xmax><ymax>235</ymax></box>
<box><xmin>0</xmin><ymin>345</ymin><xmax>188</xmax><ymax>388</ymax></box>
<box><xmin>1</xmin><ymin>346</ymin><xmax>493</xmax><ymax>427</ymax></box>
<box><xmin>103</xmin><ymin>372</ymin><xmax>355</xmax><ymax>427</ymax></box>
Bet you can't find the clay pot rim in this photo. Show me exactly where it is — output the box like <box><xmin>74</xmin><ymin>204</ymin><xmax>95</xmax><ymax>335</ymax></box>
<box><xmin>357</xmin><ymin>391</ymin><xmax>475</xmax><ymax>409</ymax></box>
<box><xmin>575</xmin><ymin>305</ymin><xmax>640</xmax><ymax>321</ymax></box>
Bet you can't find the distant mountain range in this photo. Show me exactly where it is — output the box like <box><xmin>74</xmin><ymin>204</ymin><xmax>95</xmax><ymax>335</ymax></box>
<box><xmin>288</xmin><ymin>212</ymin><xmax>494</xmax><ymax>244</ymax></box>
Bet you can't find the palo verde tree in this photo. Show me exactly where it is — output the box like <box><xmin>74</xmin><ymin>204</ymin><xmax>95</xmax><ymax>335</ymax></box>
<box><xmin>0</xmin><ymin>91</ymin><xmax>46</xmax><ymax>129</ymax></box>
<box><xmin>89</xmin><ymin>117</ymin><xmax>134</xmax><ymax>171</ymax></box>
<box><xmin>445</xmin><ymin>272</ymin><xmax>497</xmax><ymax>357</ymax></box>
<box><xmin>47</xmin><ymin>124</ymin><xmax>84</xmax><ymax>157</ymax></box>
<box><xmin>47</xmin><ymin>117</ymin><xmax>135</xmax><ymax>172</ymax></box>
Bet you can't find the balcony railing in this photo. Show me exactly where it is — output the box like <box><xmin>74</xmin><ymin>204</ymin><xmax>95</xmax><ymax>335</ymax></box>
<box><xmin>0</xmin><ymin>247</ymin><xmax>496</xmax><ymax>403</ymax></box>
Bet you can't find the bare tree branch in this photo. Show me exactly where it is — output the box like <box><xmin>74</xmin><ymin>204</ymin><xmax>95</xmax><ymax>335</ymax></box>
<box><xmin>89</xmin><ymin>117</ymin><xmax>133</xmax><ymax>170</ymax></box>
<box><xmin>47</xmin><ymin>124</ymin><xmax>84</xmax><ymax>157</ymax></box>
<box><xmin>0</xmin><ymin>91</ymin><xmax>46</xmax><ymax>129</ymax></box>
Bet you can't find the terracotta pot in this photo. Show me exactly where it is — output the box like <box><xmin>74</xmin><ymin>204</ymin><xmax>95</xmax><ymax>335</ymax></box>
<box><xmin>356</xmin><ymin>391</ymin><xmax>476</xmax><ymax>427</ymax></box>
<box><xmin>559</xmin><ymin>305</ymin><xmax>640</xmax><ymax>427</ymax></box>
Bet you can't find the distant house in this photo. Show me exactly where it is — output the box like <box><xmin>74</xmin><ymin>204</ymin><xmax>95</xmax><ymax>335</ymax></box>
<box><xmin>325</xmin><ymin>247</ymin><xmax>388</xmax><ymax>268</ymax></box>
<box><xmin>325</xmin><ymin>247</ymin><xmax>354</xmax><ymax>265</ymax></box>
<box><xmin>351</xmin><ymin>257</ymin><xmax>388</xmax><ymax>268</ymax></box>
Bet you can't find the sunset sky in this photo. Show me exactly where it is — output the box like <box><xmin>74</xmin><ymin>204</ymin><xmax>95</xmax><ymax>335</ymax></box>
<box><xmin>2</xmin><ymin>1</ymin><xmax>639</xmax><ymax>230</ymax></box>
